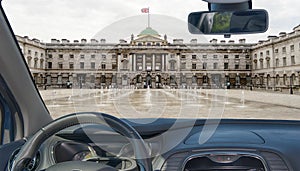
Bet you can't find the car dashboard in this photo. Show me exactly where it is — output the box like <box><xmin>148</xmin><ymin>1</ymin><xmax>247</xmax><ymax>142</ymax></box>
<box><xmin>5</xmin><ymin>119</ymin><xmax>300</xmax><ymax>171</ymax></box>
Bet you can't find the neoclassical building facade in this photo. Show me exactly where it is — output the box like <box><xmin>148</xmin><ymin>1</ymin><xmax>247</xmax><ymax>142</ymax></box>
<box><xmin>16</xmin><ymin>25</ymin><xmax>300</xmax><ymax>90</ymax></box>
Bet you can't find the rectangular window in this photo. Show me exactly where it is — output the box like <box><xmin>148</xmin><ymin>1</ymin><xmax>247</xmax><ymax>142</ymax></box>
<box><xmin>267</xmin><ymin>60</ymin><xmax>270</xmax><ymax>68</ymax></box>
<box><xmin>58</xmin><ymin>62</ymin><xmax>63</xmax><ymax>69</ymax></box>
<box><xmin>40</xmin><ymin>60</ymin><xmax>44</xmax><ymax>69</ymax></box>
<box><xmin>213</xmin><ymin>63</ymin><xmax>218</xmax><ymax>69</ymax></box>
<box><xmin>235</xmin><ymin>64</ymin><xmax>239</xmax><ymax>69</ymax></box>
<box><xmin>245</xmin><ymin>55</ymin><xmax>250</xmax><ymax>59</ymax></box>
<box><xmin>80</xmin><ymin>54</ymin><xmax>85</xmax><ymax>59</ymax></box>
<box><xmin>260</xmin><ymin>52</ymin><xmax>263</xmax><ymax>58</ymax></box>
<box><xmin>91</xmin><ymin>62</ymin><xmax>95</xmax><ymax>69</ymax></box>
<box><xmin>28</xmin><ymin>49</ymin><xmax>31</xmax><ymax>55</ymax></box>
<box><xmin>266</xmin><ymin>50</ymin><xmax>270</xmax><ymax>56</ymax></box>
<box><xmin>203</xmin><ymin>55</ymin><xmax>207</xmax><ymax>59</ymax></box>
<box><xmin>224</xmin><ymin>55</ymin><xmax>228</xmax><ymax>59</ymax></box>
<box><xmin>112</xmin><ymin>63</ymin><xmax>117</xmax><ymax>70</ymax></box>
<box><xmin>59</xmin><ymin>54</ymin><xmax>63</xmax><ymax>59</ymax></box>
<box><xmin>224</xmin><ymin>63</ymin><xmax>229</xmax><ymax>69</ymax></box>
<box><xmin>282</xmin><ymin>47</ymin><xmax>286</xmax><ymax>54</ymax></box>
<box><xmin>283</xmin><ymin>57</ymin><xmax>287</xmax><ymax>66</ymax></box>
<box><xmin>291</xmin><ymin>45</ymin><xmax>295</xmax><ymax>52</ymax></box>
<box><xmin>90</xmin><ymin>75</ymin><xmax>95</xmax><ymax>83</ymax></box>
<box><xmin>80</xmin><ymin>62</ymin><xmax>84</xmax><ymax>69</ymax></box>
<box><xmin>69</xmin><ymin>54</ymin><xmax>74</xmax><ymax>58</ymax></box>
<box><xmin>170</xmin><ymin>62</ymin><xmax>175</xmax><ymax>70</ymax></box>
<box><xmin>246</xmin><ymin>64</ymin><xmax>251</xmax><ymax>70</ymax></box>
<box><xmin>213</xmin><ymin>55</ymin><xmax>218</xmax><ymax>58</ymax></box>
<box><xmin>91</xmin><ymin>54</ymin><xmax>96</xmax><ymax>59</ymax></box>
<box><xmin>48</xmin><ymin>54</ymin><xmax>53</xmax><ymax>58</ymax></box>
<box><xmin>47</xmin><ymin>62</ymin><xmax>52</xmax><ymax>69</ymax></box>
<box><xmin>102</xmin><ymin>55</ymin><xmax>106</xmax><ymax>59</ymax></box>
<box><xmin>69</xmin><ymin>63</ymin><xmax>74</xmax><ymax>69</ymax></box>
<box><xmin>101</xmin><ymin>64</ymin><xmax>106</xmax><ymax>69</ymax></box>
<box><xmin>203</xmin><ymin>63</ymin><xmax>207</xmax><ymax>70</ymax></box>
<box><xmin>291</xmin><ymin>56</ymin><xmax>296</xmax><ymax>65</ymax></box>
<box><xmin>276</xmin><ymin>59</ymin><xmax>279</xmax><ymax>67</ymax></box>
<box><xmin>275</xmin><ymin>49</ymin><xmax>278</xmax><ymax>53</ymax></box>
<box><xmin>27</xmin><ymin>58</ymin><xmax>31</xmax><ymax>66</ymax></box>
<box><xmin>34</xmin><ymin>60</ymin><xmax>38</xmax><ymax>68</ymax></box>
<box><xmin>41</xmin><ymin>53</ymin><xmax>44</xmax><ymax>57</ymax></box>
<box><xmin>192</xmin><ymin>63</ymin><xmax>196</xmax><ymax>70</ymax></box>
<box><xmin>192</xmin><ymin>55</ymin><xmax>197</xmax><ymax>59</ymax></box>
<box><xmin>181</xmin><ymin>62</ymin><xmax>186</xmax><ymax>69</ymax></box>
<box><xmin>181</xmin><ymin>55</ymin><xmax>186</xmax><ymax>59</ymax></box>
<box><xmin>235</xmin><ymin>55</ymin><xmax>239</xmax><ymax>59</ymax></box>
<box><xmin>260</xmin><ymin>60</ymin><xmax>263</xmax><ymax>69</ymax></box>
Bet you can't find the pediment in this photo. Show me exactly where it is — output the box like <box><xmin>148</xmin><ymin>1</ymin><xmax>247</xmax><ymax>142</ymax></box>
<box><xmin>134</xmin><ymin>35</ymin><xmax>165</xmax><ymax>43</ymax></box>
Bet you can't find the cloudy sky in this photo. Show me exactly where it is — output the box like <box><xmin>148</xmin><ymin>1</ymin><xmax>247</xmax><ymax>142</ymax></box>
<box><xmin>2</xmin><ymin>0</ymin><xmax>300</xmax><ymax>43</ymax></box>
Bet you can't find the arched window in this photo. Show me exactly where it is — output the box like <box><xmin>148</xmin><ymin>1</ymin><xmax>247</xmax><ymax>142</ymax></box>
<box><xmin>276</xmin><ymin>75</ymin><xmax>280</xmax><ymax>85</ymax></box>
<box><xmin>203</xmin><ymin>76</ymin><xmax>208</xmax><ymax>84</ymax></box>
<box><xmin>192</xmin><ymin>76</ymin><xmax>197</xmax><ymax>84</ymax></box>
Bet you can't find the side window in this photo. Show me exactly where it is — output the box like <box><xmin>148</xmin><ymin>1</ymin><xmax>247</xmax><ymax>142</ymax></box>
<box><xmin>0</xmin><ymin>76</ymin><xmax>24</xmax><ymax>145</ymax></box>
<box><xmin>0</xmin><ymin>97</ymin><xmax>14</xmax><ymax>144</ymax></box>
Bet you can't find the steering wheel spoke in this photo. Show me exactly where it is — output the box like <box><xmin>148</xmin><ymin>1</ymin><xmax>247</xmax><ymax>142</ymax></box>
<box><xmin>10</xmin><ymin>112</ymin><xmax>152</xmax><ymax>171</ymax></box>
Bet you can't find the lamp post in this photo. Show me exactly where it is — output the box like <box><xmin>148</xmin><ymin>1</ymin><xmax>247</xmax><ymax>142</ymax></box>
<box><xmin>79</xmin><ymin>76</ymin><xmax>83</xmax><ymax>89</ymax></box>
<box><xmin>290</xmin><ymin>75</ymin><xmax>293</xmax><ymax>94</ymax></box>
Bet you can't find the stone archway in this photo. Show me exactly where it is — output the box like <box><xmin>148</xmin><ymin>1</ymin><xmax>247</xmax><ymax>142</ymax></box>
<box><xmin>155</xmin><ymin>74</ymin><xmax>162</xmax><ymax>88</ymax></box>
<box><xmin>146</xmin><ymin>74</ymin><xmax>152</xmax><ymax>88</ymax></box>
<box><xmin>267</xmin><ymin>74</ymin><xmax>271</xmax><ymax>88</ymax></box>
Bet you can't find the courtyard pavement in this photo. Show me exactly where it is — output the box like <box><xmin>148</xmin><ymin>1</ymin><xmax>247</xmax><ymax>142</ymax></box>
<box><xmin>39</xmin><ymin>88</ymin><xmax>300</xmax><ymax>120</ymax></box>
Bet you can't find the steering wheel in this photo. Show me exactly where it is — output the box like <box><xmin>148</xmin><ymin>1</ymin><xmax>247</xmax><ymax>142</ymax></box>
<box><xmin>10</xmin><ymin>112</ymin><xmax>153</xmax><ymax>171</ymax></box>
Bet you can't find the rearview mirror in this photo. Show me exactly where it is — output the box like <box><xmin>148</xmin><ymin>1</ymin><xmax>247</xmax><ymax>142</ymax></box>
<box><xmin>188</xmin><ymin>9</ymin><xmax>268</xmax><ymax>35</ymax></box>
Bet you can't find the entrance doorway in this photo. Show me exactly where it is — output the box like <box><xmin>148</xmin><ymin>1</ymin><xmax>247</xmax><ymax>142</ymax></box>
<box><xmin>155</xmin><ymin>75</ymin><xmax>162</xmax><ymax>88</ymax></box>
<box><xmin>145</xmin><ymin>74</ymin><xmax>152</xmax><ymax>88</ymax></box>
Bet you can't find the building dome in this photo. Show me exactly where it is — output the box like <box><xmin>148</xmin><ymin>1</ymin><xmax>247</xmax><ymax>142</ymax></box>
<box><xmin>138</xmin><ymin>27</ymin><xmax>160</xmax><ymax>37</ymax></box>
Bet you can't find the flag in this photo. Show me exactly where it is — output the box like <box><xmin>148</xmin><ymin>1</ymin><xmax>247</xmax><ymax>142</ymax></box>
<box><xmin>141</xmin><ymin>8</ymin><xmax>149</xmax><ymax>13</ymax></box>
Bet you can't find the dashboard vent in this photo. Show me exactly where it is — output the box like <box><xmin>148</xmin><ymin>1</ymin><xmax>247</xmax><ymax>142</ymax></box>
<box><xmin>261</xmin><ymin>152</ymin><xmax>289</xmax><ymax>171</ymax></box>
<box><xmin>183</xmin><ymin>154</ymin><xmax>266</xmax><ymax>171</ymax></box>
<box><xmin>161</xmin><ymin>152</ymin><xmax>189</xmax><ymax>171</ymax></box>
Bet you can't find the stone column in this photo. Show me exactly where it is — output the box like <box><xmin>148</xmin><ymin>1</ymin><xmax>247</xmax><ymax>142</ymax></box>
<box><xmin>143</xmin><ymin>54</ymin><xmax>146</xmax><ymax>71</ymax></box>
<box><xmin>177</xmin><ymin>54</ymin><xmax>180</xmax><ymax>72</ymax></box>
<box><xmin>117</xmin><ymin>53</ymin><xmax>122</xmax><ymax>72</ymax></box>
<box><xmin>165</xmin><ymin>54</ymin><xmax>168</xmax><ymax>72</ymax></box>
<box><xmin>162</xmin><ymin>54</ymin><xmax>165</xmax><ymax>71</ymax></box>
<box><xmin>133</xmin><ymin>54</ymin><xmax>136</xmax><ymax>72</ymax></box>
<box><xmin>152</xmin><ymin>54</ymin><xmax>156</xmax><ymax>71</ymax></box>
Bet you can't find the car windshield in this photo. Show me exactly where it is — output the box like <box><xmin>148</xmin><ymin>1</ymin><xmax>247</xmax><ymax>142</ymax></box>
<box><xmin>2</xmin><ymin>0</ymin><xmax>300</xmax><ymax>121</ymax></box>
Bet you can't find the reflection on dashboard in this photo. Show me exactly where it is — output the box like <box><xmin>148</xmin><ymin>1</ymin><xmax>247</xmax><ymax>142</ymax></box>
<box><xmin>73</xmin><ymin>151</ymin><xmax>93</xmax><ymax>161</ymax></box>
<box><xmin>53</xmin><ymin>141</ymin><xmax>137</xmax><ymax>170</ymax></box>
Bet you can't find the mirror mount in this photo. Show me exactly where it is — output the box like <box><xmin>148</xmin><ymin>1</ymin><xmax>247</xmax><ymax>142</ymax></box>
<box><xmin>224</xmin><ymin>33</ymin><xmax>231</xmax><ymax>38</ymax></box>
<box><xmin>202</xmin><ymin>0</ymin><xmax>252</xmax><ymax>11</ymax></box>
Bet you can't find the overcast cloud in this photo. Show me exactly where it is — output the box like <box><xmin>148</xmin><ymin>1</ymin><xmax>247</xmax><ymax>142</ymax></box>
<box><xmin>2</xmin><ymin>0</ymin><xmax>300</xmax><ymax>43</ymax></box>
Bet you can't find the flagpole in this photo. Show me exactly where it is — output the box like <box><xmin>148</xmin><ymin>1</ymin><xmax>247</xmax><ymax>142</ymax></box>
<box><xmin>148</xmin><ymin>7</ymin><xmax>150</xmax><ymax>28</ymax></box>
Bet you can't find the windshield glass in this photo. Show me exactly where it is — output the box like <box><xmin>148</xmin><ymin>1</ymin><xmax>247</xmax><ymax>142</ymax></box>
<box><xmin>3</xmin><ymin>0</ymin><xmax>300</xmax><ymax>121</ymax></box>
